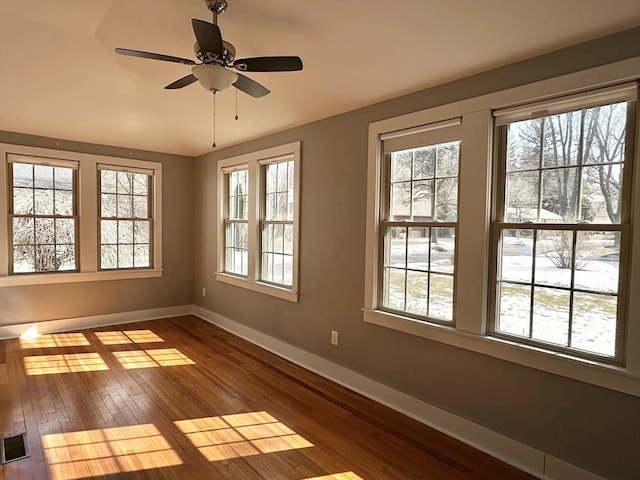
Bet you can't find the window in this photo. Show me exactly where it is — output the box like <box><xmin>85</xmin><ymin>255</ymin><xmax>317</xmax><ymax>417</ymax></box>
<box><xmin>223</xmin><ymin>169</ymin><xmax>249</xmax><ymax>276</ymax></box>
<box><xmin>379</xmin><ymin>121</ymin><xmax>461</xmax><ymax>323</ymax></box>
<box><xmin>99</xmin><ymin>166</ymin><xmax>153</xmax><ymax>270</ymax></box>
<box><xmin>491</xmin><ymin>86</ymin><xmax>636</xmax><ymax>362</ymax></box>
<box><xmin>1</xmin><ymin>144</ymin><xmax>163</xmax><ymax>286</ymax></box>
<box><xmin>8</xmin><ymin>155</ymin><xmax>78</xmax><ymax>274</ymax></box>
<box><xmin>364</xmin><ymin>59</ymin><xmax>640</xmax><ymax>396</ymax></box>
<box><xmin>216</xmin><ymin>142</ymin><xmax>300</xmax><ymax>302</ymax></box>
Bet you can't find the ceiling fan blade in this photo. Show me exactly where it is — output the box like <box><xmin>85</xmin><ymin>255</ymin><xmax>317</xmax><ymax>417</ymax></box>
<box><xmin>233</xmin><ymin>73</ymin><xmax>270</xmax><ymax>98</ymax></box>
<box><xmin>233</xmin><ymin>56</ymin><xmax>303</xmax><ymax>72</ymax></box>
<box><xmin>192</xmin><ymin>19</ymin><xmax>224</xmax><ymax>56</ymax></box>
<box><xmin>165</xmin><ymin>74</ymin><xmax>198</xmax><ymax>90</ymax></box>
<box><xmin>115</xmin><ymin>48</ymin><xmax>195</xmax><ymax>65</ymax></box>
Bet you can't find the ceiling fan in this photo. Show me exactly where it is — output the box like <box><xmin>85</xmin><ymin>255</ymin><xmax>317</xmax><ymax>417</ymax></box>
<box><xmin>114</xmin><ymin>0</ymin><xmax>303</xmax><ymax>98</ymax></box>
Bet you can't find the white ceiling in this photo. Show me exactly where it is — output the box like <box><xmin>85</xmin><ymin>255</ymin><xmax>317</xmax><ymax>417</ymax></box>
<box><xmin>1</xmin><ymin>0</ymin><xmax>639</xmax><ymax>157</ymax></box>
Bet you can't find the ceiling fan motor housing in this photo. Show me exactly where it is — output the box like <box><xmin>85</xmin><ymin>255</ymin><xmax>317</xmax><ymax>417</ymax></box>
<box><xmin>192</xmin><ymin>64</ymin><xmax>238</xmax><ymax>92</ymax></box>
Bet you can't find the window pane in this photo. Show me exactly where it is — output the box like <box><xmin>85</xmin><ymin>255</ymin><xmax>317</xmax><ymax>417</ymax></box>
<box><xmin>571</xmin><ymin>291</ymin><xmax>617</xmax><ymax>357</ymax></box>
<box><xmin>384</xmin><ymin>268</ymin><xmax>406</xmax><ymax>311</ymax></box>
<box><xmin>541</xmin><ymin>168</ymin><xmax>579</xmax><ymax>223</ymax></box>
<box><xmin>56</xmin><ymin>245</ymin><xmax>76</xmax><ymax>271</ymax></box>
<box><xmin>384</xmin><ymin>227</ymin><xmax>406</xmax><ymax>268</ymax></box>
<box><xmin>54</xmin><ymin>190</ymin><xmax>73</xmax><ymax>216</ymax></box>
<box><xmin>101</xmin><ymin>245</ymin><xmax>117</xmax><ymax>269</ymax></box>
<box><xmin>507</xmin><ymin>119</ymin><xmax>541</xmax><ymax>171</ymax></box>
<box><xmin>35</xmin><ymin>245</ymin><xmax>58</xmax><ymax>271</ymax></box>
<box><xmin>542</xmin><ymin>112</ymin><xmax>581</xmax><ymax>167</ymax></box>
<box><xmin>581</xmin><ymin>165</ymin><xmax>622</xmax><ymax>224</ymax></box>
<box><xmin>435</xmin><ymin>177</ymin><xmax>457</xmax><ymax>221</ymax></box>
<box><xmin>413</xmin><ymin>147</ymin><xmax>435</xmax><ymax>179</ymax></box>
<box><xmin>12</xmin><ymin>217</ymin><xmax>34</xmax><ymax>245</ymax></box>
<box><xmin>132</xmin><ymin>173</ymin><xmax>148</xmax><ymax>195</ymax></box>
<box><xmin>35</xmin><ymin>218</ymin><xmax>55</xmax><ymax>244</ymax></box>
<box><xmin>13</xmin><ymin>246</ymin><xmax>35</xmax><ymax>273</ymax></box>
<box><xmin>532</xmin><ymin>286</ymin><xmax>570</xmax><ymax>346</ymax></box>
<box><xmin>390</xmin><ymin>150</ymin><xmax>412</xmax><ymax>182</ymax></box>
<box><xmin>430</xmin><ymin>228</ymin><xmax>455</xmax><ymax>273</ymax></box>
<box><xmin>13</xmin><ymin>187</ymin><xmax>33</xmax><ymax>215</ymax></box>
<box><xmin>412</xmin><ymin>180</ymin><xmax>433</xmax><ymax>220</ymax></box>
<box><xmin>34</xmin><ymin>165</ymin><xmax>53</xmax><ymax>188</ymax></box>
<box><xmin>101</xmin><ymin>220</ymin><xmax>117</xmax><ymax>244</ymax></box>
<box><xmin>133</xmin><ymin>195</ymin><xmax>148</xmax><ymax>218</ymax></box>
<box><xmin>117</xmin><ymin>172</ymin><xmax>134</xmax><ymax>195</ymax></box>
<box><xmin>55</xmin><ymin>218</ymin><xmax>75</xmax><ymax>244</ymax></box>
<box><xmin>583</xmin><ymin>103</ymin><xmax>627</xmax><ymax>164</ymax></box>
<box><xmin>505</xmin><ymin>171</ymin><xmax>539</xmax><ymax>222</ymax></box>
<box><xmin>499</xmin><ymin>229</ymin><xmax>533</xmax><ymax>283</ymax></box>
<box><xmin>117</xmin><ymin>194</ymin><xmax>133</xmax><ymax>218</ymax></box>
<box><xmin>406</xmin><ymin>271</ymin><xmax>428</xmax><ymax>316</ymax></box>
<box><xmin>390</xmin><ymin>182</ymin><xmax>411</xmax><ymax>220</ymax></box>
<box><xmin>574</xmin><ymin>231</ymin><xmax>620</xmax><ymax>293</ymax></box>
<box><xmin>428</xmin><ymin>274</ymin><xmax>453</xmax><ymax>321</ymax></box>
<box><xmin>134</xmin><ymin>244</ymin><xmax>150</xmax><ymax>268</ymax></box>
<box><xmin>134</xmin><ymin>221</ymin><xmax>150</xmax><ymax>244</ymax></box>
<box><xmin>283</xmin><ymin>225</ymin><xmax>293</xmax><ymax>255</ymax></box>
<box><xmin>535</xmin><ymin>230</ymin><xmax>573</xmax><ymax>288</ymax></box>
<box><xmin>407</xmin><ymin>227</ymin><xmax>428</xmax><ymax>271</ymax></box>
<box><xmin>101</xmin><ymin>194</ymin><xmax>117</xmax><ymax>217</ymax></box>
<box><xmin>436</xmin><ymin>141</ymin><xmax>459</xmax><ymax>176</ymax></box>
<box><xmin>13</xmin><ymin>163</ymin><xmax>33</xmax><ymax>187</ymax></box>
<box><xmin>34</xmin><ymin>189</ymin><xmax>54</xmax><ymax>215</ymax></box>
<box><xmin>118</xmin><ymin>220</ymin><xmax>134</xmax><ymax>244</ymax></box>
<box><xmin>101</xmin><ymin>170</ymin><xmax>117</xmax><ymax>193</ymax></box>
<box><xmin>118</xmin><ymin>244</ymin><xmax>134</xmax><ymax>268</ymax></box>
<box><xmin>54</xmin><ymin>167</ymin><xmax>73</xmax><ymax>191</ymax></box>
<box><xmin>497</xmin><ymin>282</ymin><xmax>531</xmax><ymax>337</ymax></box>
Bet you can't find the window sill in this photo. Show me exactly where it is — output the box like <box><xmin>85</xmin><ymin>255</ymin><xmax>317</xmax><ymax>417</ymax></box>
<box><xmin>363</xmin><ymin>308</ymin><xmax>640</xmax><ymax>397</ymax></box>
<box><xmin>216</xmin><ymin>272</ymin><xmax>298</xmax><ymax>303</ymax></box>
<box><xmin>0</xmin><ymin>269</ymin><xmax>163</xmax><ymax>287</ymax></box>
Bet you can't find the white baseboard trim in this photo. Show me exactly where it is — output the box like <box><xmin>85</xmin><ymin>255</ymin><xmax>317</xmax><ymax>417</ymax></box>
<box><xmin>0</xmin><ymin>305</ymin><xmax>193</xmax><ymax>340</ymax></box>
<box><xmin>191</xmin><ymin>304</ymin><xmax>605</xmax><ymax>480</ymax></box>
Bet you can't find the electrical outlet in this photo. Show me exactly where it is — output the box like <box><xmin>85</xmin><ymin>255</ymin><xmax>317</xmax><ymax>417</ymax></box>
<box><xmin>202</xmin><ymin>287</ymin><xmax>206</xmax><ymax>297</ymax></box>
<box><xmin>331</xmin><ymin>330</ymin><xmax>339</xmax><ymax>346</ymax></box>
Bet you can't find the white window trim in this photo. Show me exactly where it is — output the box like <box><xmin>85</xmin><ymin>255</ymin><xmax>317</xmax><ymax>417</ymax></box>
<box><xmin>364</xmin><ymin>57</ymin><xmax>640</xmax><ymax>396</ymax></box>
<box><xmin>216</xmin><ymin>141</ymin><xmax>301</xmax><ymax>302</ymax></box>
<box><xmin>0</xmin><ymin>144</ymin><xmax>163</xmax><ymax>286</ymax></box>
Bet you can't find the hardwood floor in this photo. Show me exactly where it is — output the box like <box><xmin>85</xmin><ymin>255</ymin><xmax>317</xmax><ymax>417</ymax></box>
<box><xmin>0</xmin><ymin>315</ymin><xmax>534</xmax><ymax>480</ymax></box>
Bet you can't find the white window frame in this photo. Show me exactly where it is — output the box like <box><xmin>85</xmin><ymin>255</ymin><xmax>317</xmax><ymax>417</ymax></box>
<box><xmin>363</xmin><ymin>57</ymin><xmax>640</xmax><ymax>396</ymax></box>
<box><xmin>216</xmin><ymin>141</ymin><xmax>301</xmax><ymax>302</ymax></box>
<box><xmin>0</xmin><ymin>144</ymin><xmax>163</xmax><ymax>286</ymax></box>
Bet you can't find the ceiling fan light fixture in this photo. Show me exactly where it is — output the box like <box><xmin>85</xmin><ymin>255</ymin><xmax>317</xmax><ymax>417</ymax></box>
<box><xmin>192</xmin><ymin>64</ymin><xmax>238</xmax><ymax>92</ymax></box>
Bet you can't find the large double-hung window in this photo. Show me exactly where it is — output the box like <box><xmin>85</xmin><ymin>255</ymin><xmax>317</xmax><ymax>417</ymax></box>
<box><xmin>379</xmin><ymin>120</ymin><xmax>461</xmax><ymax>323</ymax></box>
<box><xmin>217</xmin><ymin>142</ymin><xmax>300</xmax><ymax>302</ymax></box>
<box><xmin>491</xmin><ymin>85</ymin><xmax>636</xmax><ymax>362</ymax></box>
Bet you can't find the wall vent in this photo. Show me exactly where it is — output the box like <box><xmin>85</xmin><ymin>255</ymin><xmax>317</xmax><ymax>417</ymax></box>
<box><xmin>1</xmin><ymin>433</ymin><xmax>28</xmax><ymax>463</ymax></box>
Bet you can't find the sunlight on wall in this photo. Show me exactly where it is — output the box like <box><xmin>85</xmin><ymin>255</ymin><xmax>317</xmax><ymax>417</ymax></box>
<box><xmin>23</xmin><ymin>353</ymin><xmax>108</xmax><ymax>375</ymax></box>
<box><xmin>20</xmin><ymin>332</ymin><xmax>90</xmax><ymax>348</ymax></box>
<box><xmin>113</xmin><ymin>348</ymin><xmax>195</xmax><ymax>369</ymax></box>
<box><xmin>95</xmin><ymin>330</ymin><xmax>164</xmax><ymax>345</ymax></box>
<box><xmin>42</xmin><ymin>424</ymin><xmax>182</xmax><ymax>480</ymax></box>
<box><xmin>174</xmin><ymin>411</ymin><xmax>313</xmax><ymax>461</ymax></box>
<box><xmin>302</xmin><ymin>473</ymin><xmax>364</xmax><ymax>480</ymax></box>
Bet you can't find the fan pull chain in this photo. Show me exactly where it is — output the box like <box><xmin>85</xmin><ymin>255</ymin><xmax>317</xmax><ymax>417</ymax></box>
<box><xmin>212</xmin><ymin>91</ymin><xmax>217</xmax><ymax>148</ymax></box>
<box><xmin>235</xmin><ymin>88</ymin><xmax>239</xmax><ymax>120</ymax></box>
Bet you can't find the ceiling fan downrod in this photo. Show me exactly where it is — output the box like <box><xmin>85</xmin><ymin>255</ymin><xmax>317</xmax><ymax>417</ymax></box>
<box><xmin>205</xmin><ymin>0</ymin><xmax>228</xmax><ymax>25</ymax></box>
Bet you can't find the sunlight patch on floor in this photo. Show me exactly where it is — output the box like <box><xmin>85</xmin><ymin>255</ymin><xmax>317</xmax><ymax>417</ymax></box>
<box><xmin>174</xmin><ymin>411</ymin><xmax>314</xmax><ymax>461</ymax></box>
<box><xmin>113</xmin><ymin>348</ymin><xmax>195</xmax><ymax>369</ymax></box>
<box><xmin>95</xmin><ymin>330</ymin><xmax>164</xmax><ymax>345</ymax></box>
<box><xmin>42</xmin><ymin>424</ymin><xmax>182</xmax><ymax>480</ymax></box>
<box><xmin>20</xmin><ymin>332</ymin><xmax>90</xmax><ymax>348</ymax></box>
<box><xmin>23</xmin><ymin>353</ymin><xmax>108</xmax><ymax>375</ymax></box>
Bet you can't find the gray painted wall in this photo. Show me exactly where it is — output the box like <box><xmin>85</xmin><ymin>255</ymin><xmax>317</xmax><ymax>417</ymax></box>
<box><xmin>0</xmin><ymin>131</ymin><xmax>195</xmax><ymax>324</ymax></box>
<box><xmin>194</xmin><ymin>28</ymin><xmax>640</xmax><ymax>479</ymax></box>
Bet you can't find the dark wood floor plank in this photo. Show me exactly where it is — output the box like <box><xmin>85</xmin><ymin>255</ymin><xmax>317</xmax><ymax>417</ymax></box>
<box><xmin>0</xmin><ymin>316</ymin><xmax>534</xmax><ymax>480</ymax></box>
